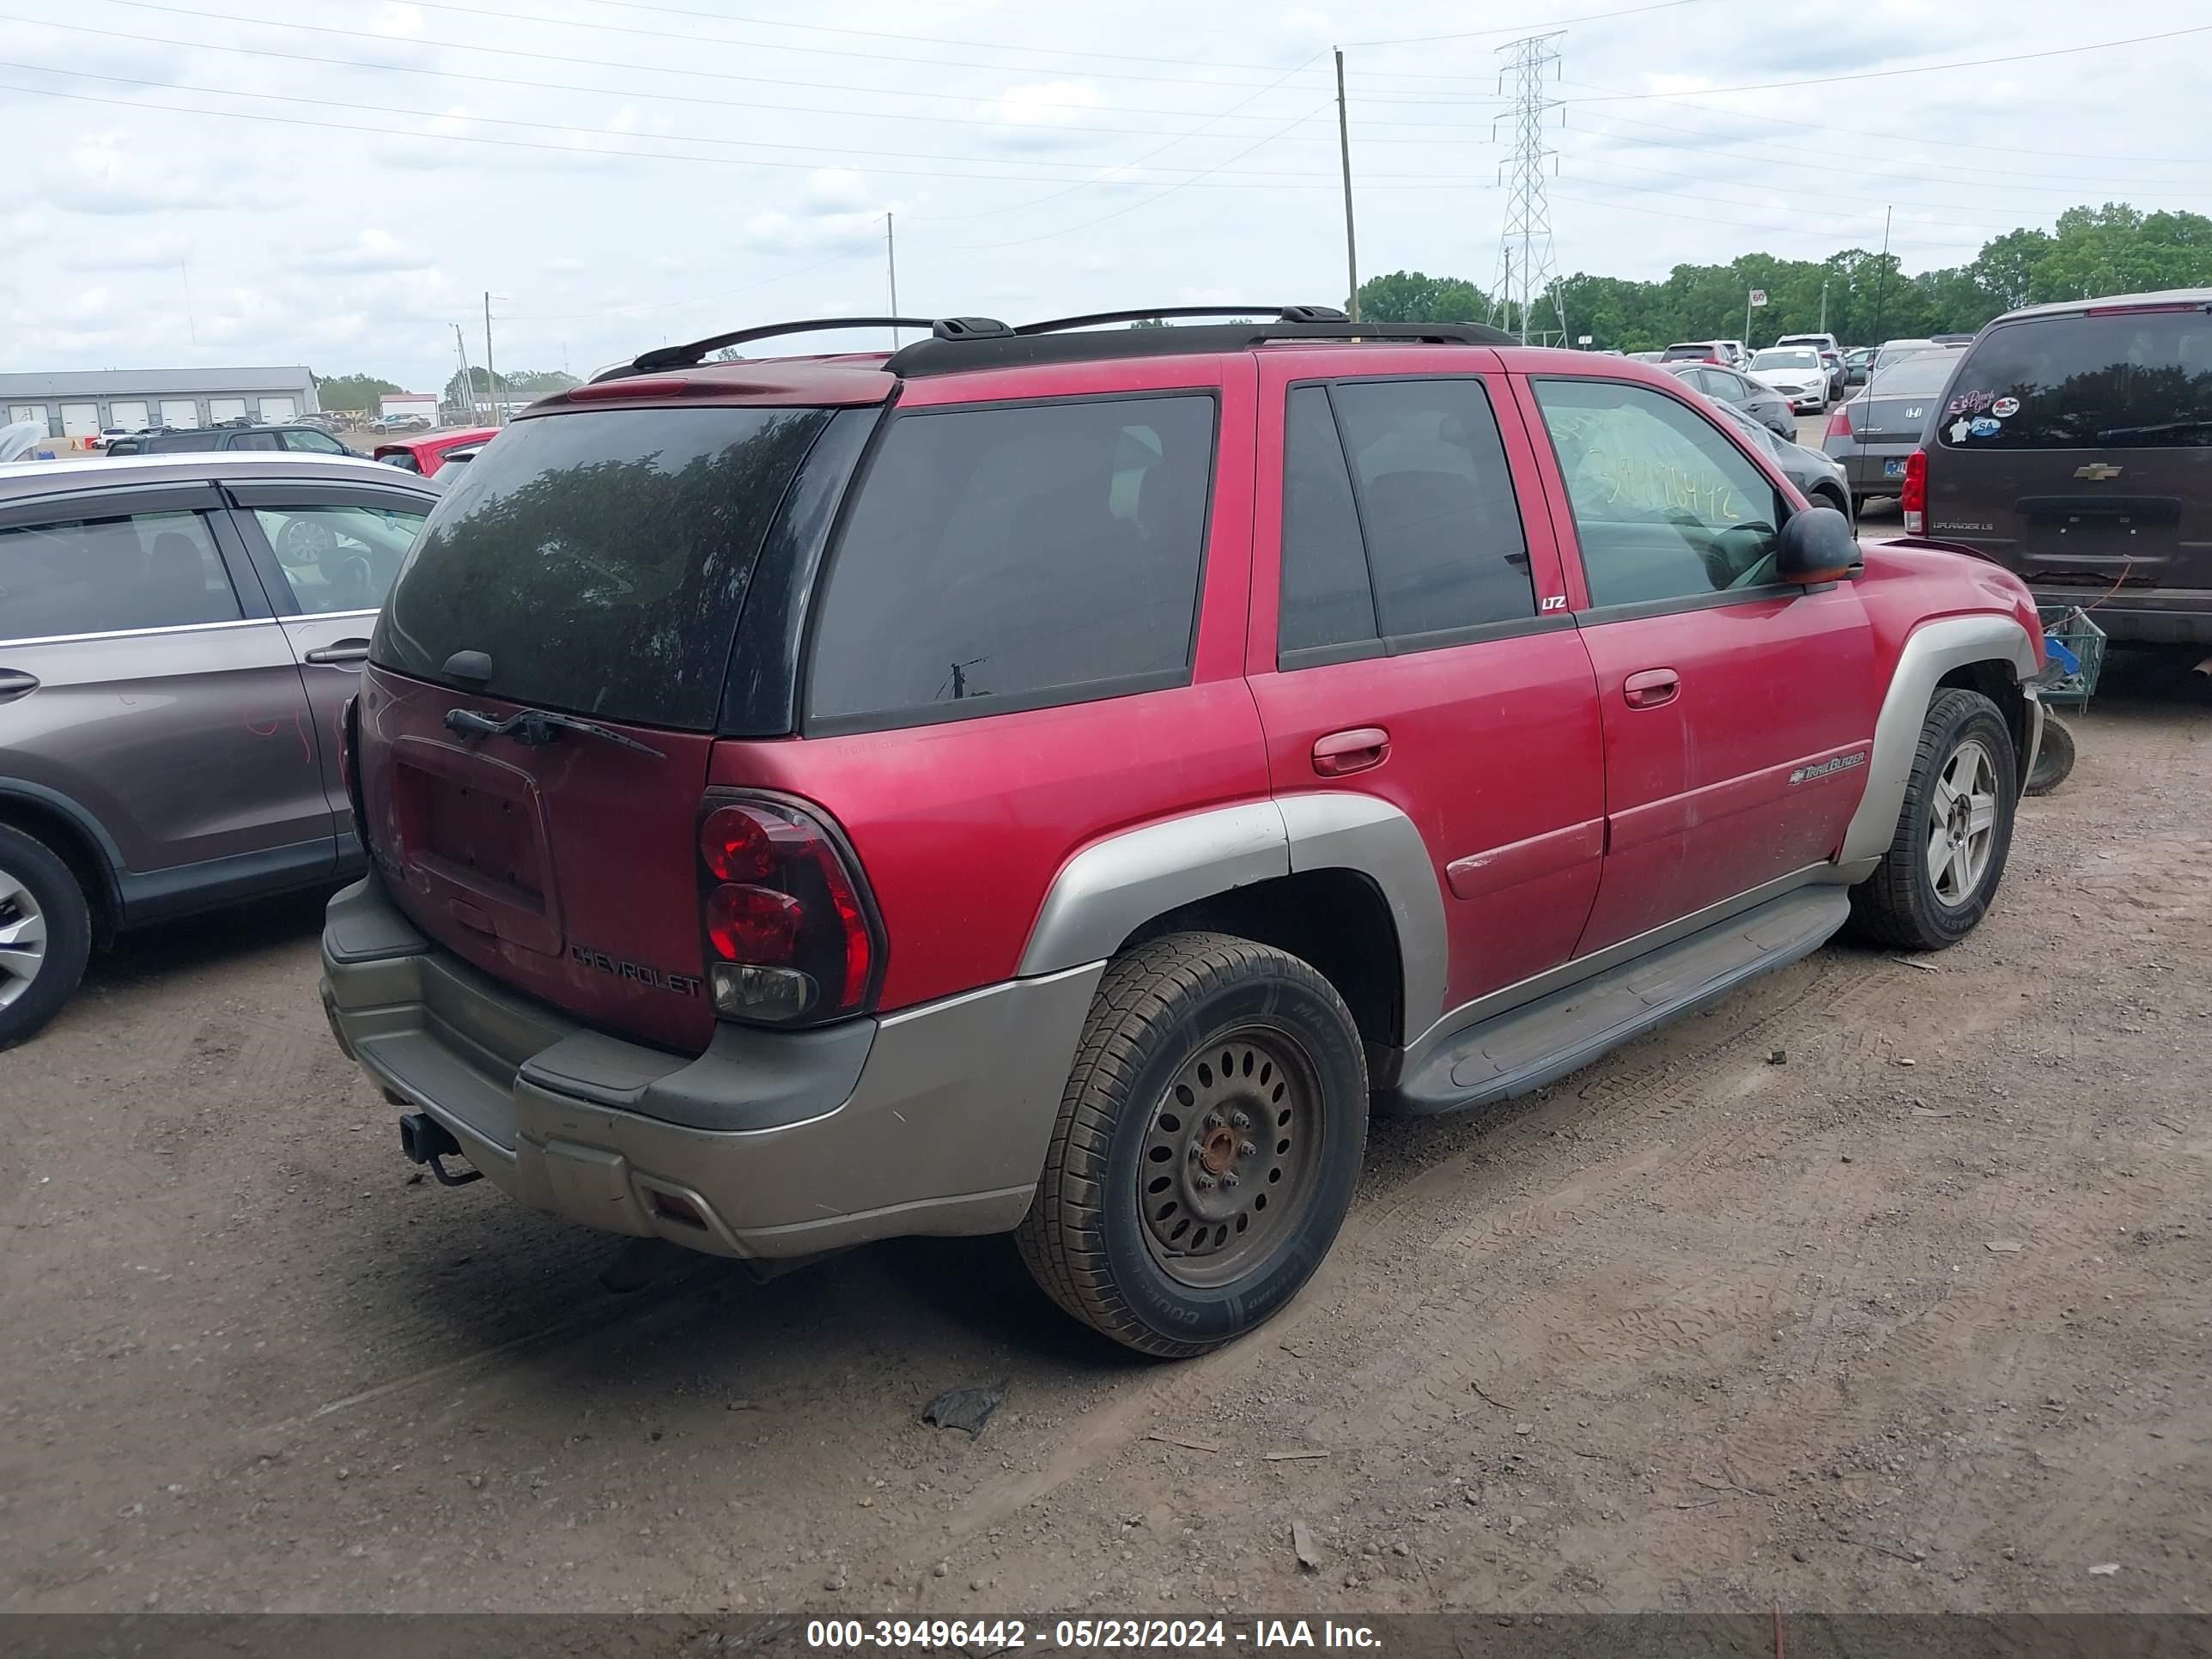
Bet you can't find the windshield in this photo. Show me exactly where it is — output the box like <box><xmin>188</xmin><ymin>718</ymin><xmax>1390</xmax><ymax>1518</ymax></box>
<box><xmin>1751</xmin><ymin>349</ymin><xmax>1820</xmax><ymax>371</ymax></box>
<box><xmin>1865</xmin><ymin>353</ymin><xmax>1963</xmax><ymax>397</ymax></box>
<box><xmin>374</xmin><ymin>404</ymin><xmax>833</xmax><ymax>727</ymax></box>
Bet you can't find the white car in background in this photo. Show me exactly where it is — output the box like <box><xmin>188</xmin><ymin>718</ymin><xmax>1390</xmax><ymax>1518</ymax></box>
<box><xmin>1745</xmin><ymin>345</ymin><xmax>1831</xmax><ymax>414</ymax></box>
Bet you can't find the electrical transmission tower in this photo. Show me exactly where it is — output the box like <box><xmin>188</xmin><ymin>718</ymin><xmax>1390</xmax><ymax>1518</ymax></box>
<box><xmin>1488</xmin><ymin>33</ymin><xmax>1568</xmax><ymax>346</ymax></box>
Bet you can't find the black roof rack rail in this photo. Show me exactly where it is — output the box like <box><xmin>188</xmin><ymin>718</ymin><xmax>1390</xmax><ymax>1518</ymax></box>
<box><xmin>1012</xmin><ymin>304</ymin><xmax>1346</xmax><ymax>335</ymax></box>
<box><xmin>611</xmin><ymin>314</ymin><xmax>1011</xmax><ymax>378</ymax></box>
<box><xmin>884</xmin><ymin>316</ymin><xmax>1514</xmax><ymax>379</ymax></box>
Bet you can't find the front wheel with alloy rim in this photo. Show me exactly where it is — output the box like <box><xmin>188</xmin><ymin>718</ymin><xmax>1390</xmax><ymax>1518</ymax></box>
<box><xmin>1016</xmin><ymin>933</ymin><xmax>1368</xmax><ymax>1357</ymax></box>
<box><xmin>0</xmin><ymin>824</ymin><xmax>93</xmax><ymax>1048</ymax></box>
<box><xmin>1847</xmin><ymin>687</ymin><xmax>2019</xmax><ymax>951</ymax></box>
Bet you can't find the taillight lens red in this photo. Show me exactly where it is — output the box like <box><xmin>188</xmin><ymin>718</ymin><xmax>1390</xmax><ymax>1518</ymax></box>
<box><xmin>696</xmin><ymin>795</ymin><xmax>880</xmax><ymax>1026</ymax></box>
<box><xmin>1825</xmin><ymin>402</ymin><xmax>1853</xmax><ymax>440</ymax></box>
<box><xmin>699</xmin><ymin>805</ymin><xmax>776</xmax><ymax>881</ymax></box>
<box><xmin>1900</xmin><ymin>447</ymin><xmax>1928</xmax><ymax>535</ymax></box>
<box><xmin>706</xmin><ymin>884</ymin><xmax>802</xmax><ymax>962</ymax></box>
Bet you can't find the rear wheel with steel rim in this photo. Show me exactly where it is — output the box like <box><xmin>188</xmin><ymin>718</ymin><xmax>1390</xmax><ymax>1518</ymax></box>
<box><xmin>1018</xmin><ymin>933</ymin><xmax>1368</xmax><ymax>1357</ymax></box>
<box><xmin>1848</xmin><ymin>688</ymin><xmax>2019</xmax><ymax>951</ymax></box>
<box><xmin>0</xmin><ymin>824</ymin><xmax>93</xmax><ymax>1048</ymax></box>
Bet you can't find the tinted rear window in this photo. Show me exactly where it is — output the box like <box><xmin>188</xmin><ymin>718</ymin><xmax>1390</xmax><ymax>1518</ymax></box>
<box><xmin>1865</xmin><ymin>353</ymin><xmax>1961</xmax><ymax>397</ymax></box>
<box><xmin>806</xmin><ymin>394</ymin><xmax>1214</xmax><ymax>729</ymax></box>
<box><xmin>374</xmin><ymin>405</ymin><xmax>831</xmax><ymax>728</ymax></box>
<box><xmin>145</xmin><ymin>431</ymin><xmax>224</xmax><ymax>453</ymax></box>
<box><xmin>1941</xmin><ymin>308</ymin><xmax>2212</xmax><ymax>448</ymax></box>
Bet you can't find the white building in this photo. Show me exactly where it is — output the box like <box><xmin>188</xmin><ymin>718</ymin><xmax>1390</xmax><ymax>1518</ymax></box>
<box><xmin>379</xmin><ymin>392</ymin><xmax>441</xmax><ymax>422</ymax></box>
<box><xmin>0</xmin><ymin>366</ymin><xmax>319</xmax><ymax>439</ymax></box>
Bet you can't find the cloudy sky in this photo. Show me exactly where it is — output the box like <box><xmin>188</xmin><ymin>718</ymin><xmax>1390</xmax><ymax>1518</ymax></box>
<box><xmin>4</xmin><ymin>0</ymin><xmax>2209</xmax><ymax>390</ymax></box>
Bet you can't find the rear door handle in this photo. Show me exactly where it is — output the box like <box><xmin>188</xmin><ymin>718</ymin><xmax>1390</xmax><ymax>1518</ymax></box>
<box><xmin>303</xmin><ymin>639</ymin><xmax>371</xmax><ymax>665</ymax></box>
<box><xmin>1312</xmin><ymin>726</ymin><xmax>1390</xmax><ymax>776</ymax></box>
<box><xmin>1623</xmin><ymin>668</ymin><xmax>1680</xmax><ymax>709</ymax></box>
<box><xmin>0</xmin><ymin>669</ymin><xmax>39</xmax><ymax>702</ymax></box>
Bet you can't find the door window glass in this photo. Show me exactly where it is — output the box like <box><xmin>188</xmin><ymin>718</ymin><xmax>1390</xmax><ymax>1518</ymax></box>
<box><xmin>1940</xmin><ymin>310</ymin><xmax>2212</xmax><ymax>448</ymax></box>
<box><xmin>809</xmin><ymin>395</ymin><xmax>1214</xmax><ymax>726</ymax></box>
<box><xmin>0</xmin><ymin>510</ymin><xmax>240</xmax><ymax>641</ymax></box>
<box><xmin>253</xmin><ymin>502</ymin><xmax>428</xmax><ymax>615</ymax></box>
<box><xmin>1533</xmin><ymin>378</ymin><xmax>1785</xmax><ymax>607</ymax></box>
<box><xmin>1278</xmin><ymin>386</ymin><xmax>1377</xmax><ymax>655</ymax></box>
<box><xmin>1331</xmin><ymin>379</ymin><xmax>1535</xmax><ymax>638</ymax></box>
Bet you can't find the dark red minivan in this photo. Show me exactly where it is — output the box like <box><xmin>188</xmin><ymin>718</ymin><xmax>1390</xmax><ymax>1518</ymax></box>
<box><xmin>1913</xmin><ymin>289</ymin><xmax>2212</xmax><ymax>647</ymax></box>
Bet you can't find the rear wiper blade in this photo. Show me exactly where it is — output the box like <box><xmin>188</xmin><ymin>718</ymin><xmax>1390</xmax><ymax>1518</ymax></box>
<box><xmin>444</xmin><ymin>706</ymin><xmax>665</xmax><ymax>758</ymax></box>
<box><xmin>2095</xmin><ymin>418</ymin><xmax>2212</xmax><ymax>441</ymax></box>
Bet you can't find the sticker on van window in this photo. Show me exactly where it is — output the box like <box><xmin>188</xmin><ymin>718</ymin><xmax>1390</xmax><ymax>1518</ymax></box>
<box><xmin>1947</xmin><ymin>418</ymin><xmax>1975</xmax><ymax>443</ymax></box>
<box><xmin>1946</xmin><ymin>389</ymin><xmax>1996</xmax><ymax>416</ymax></box>
<box><xmin>1990</xmin><ymin>396</ymin><xmax>2020</xmax><ymax>418</ymax></box>
<box><xmin>1969</xmin><ymin>416</ymin><xmax>2002</xmax><ymax>438</ymax></box>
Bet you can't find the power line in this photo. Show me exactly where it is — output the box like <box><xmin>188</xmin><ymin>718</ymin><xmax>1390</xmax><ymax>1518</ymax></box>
<box><xmin>0</xmin><ymin>54</ymin><xmax>1356</xmax><ymax>184</ymax></box>
<box><xmin>98</xmin><ymin>0</ymin><xmax>1344</xmax><ymax>94</ymax></box>
<box><xmin>1541</xmin><ymin>23</ymin><xmax>2212</xmax><ymax>104</ymax></box>
<box><xmin>1</xmin><ymin>15</ymin><xmax>1510</xmax><ymax>134</ymax></box>
<box><xmin>1346</xmin><ymin>0</ymin><xmax>1710</xmax><ymax>47</ymax></box>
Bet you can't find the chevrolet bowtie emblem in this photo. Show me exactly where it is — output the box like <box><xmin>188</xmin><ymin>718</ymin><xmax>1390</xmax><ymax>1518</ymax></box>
<box><xmin>2075</xmin><ymin>463</ymin><xmax>2123</xmax><ymax>481</ymax></box>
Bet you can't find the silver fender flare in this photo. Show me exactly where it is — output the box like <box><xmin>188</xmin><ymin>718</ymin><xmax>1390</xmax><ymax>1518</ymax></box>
<box><xmin>1018</xmin><ymin>793</ymin><xmax>1449</xmax><ymax>1036</ymax></box>
<box><xmin>1837</xmin><ymin>613</ymin><xmax>2039</xmax><ymax>871</ymax></box>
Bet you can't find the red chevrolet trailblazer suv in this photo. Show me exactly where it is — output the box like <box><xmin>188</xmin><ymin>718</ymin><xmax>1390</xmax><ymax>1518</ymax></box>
<box><xmin>321</xmin><ymin>305</ymin><xmax>2047</xmax><ymax>1356</ymax></box>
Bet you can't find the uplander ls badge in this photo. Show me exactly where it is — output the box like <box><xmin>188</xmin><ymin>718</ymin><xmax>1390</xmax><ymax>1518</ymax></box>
<box><xmin>569</xmin><ymin>943</ymin><xmax>702</xmax><ymax>997</ymax></box>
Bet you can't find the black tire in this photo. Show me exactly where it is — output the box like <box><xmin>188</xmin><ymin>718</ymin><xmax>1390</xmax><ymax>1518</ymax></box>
<box><xmin>2025</xmin><ymin>713</ymin><xmax>2075</xmax><ymax>797</ymax></box>
<box><xmin>1015</xmin><ymin>932</ymin><xmax>1368</xmax><ymax>1358</ymax></box>
<box><xmin>1810</xmin><ymin>486</ymin><xmax>1849</xmax><ymax>521</ymax></box>
<box><xmin>1847</xmin><ymin>688</ymin><xmax>2019</xmax><ymax>951</ymax></box>
<box><xmin>0</xmin><ymin>824</ymin><xmax>93</xmax><ymax>1049</ymax></box>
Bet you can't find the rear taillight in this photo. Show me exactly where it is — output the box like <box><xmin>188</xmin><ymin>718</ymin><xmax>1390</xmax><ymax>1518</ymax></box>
<box><xmin>339</xmin><ymin>694</ymin><xmax>368</xmax><ymax>844</ymax></box>
<box><xmin>1900</xmin><ymin>447</ymin><xmax>1927</xmax><ymax>535</ymax></box>
<box><xmin>696</xmin><ymin>794</ymin><xmax>882</xmax><ymax>1026</ymax></box>
<box><xmin>1825</xmin><ymin>402</ymin><xmax>1853</xmax><ymax>440</ymax></box>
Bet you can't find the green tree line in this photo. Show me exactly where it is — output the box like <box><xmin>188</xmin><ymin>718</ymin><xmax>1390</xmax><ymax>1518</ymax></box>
<box><xmin>1357</xmin><ymin>204</ymin><xmax>2212</xmax><ymax>350</ymax></box>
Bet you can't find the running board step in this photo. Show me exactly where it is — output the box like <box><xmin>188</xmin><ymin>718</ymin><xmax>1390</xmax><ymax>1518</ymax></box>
<box><xmin>1389</xmin><ymin>885</ymin><xmax>1851</xmax><ymax>1116</ymax></box>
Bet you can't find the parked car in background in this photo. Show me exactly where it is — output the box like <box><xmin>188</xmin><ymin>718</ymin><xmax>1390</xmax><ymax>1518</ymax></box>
<box><xmin>1777</xmin><ymin>332</ymin><xmax>1840</xmax><ymax>356</ymax></box>
<box><xmin>1715</xmin><ymin>339</ymin><xmax>1749</xmax><ymax>369</ymax></box>
<box><xmin>368</xmin><ymin>413</ymin><xmax>432</xmax><ymax>434</ymax></box>
<box><xmin>1908</xmin><ymin>288</ymin><xmax>2212</xmax><ymax>646</ymax></box>
<box><xmin>88</xmin><ymin>428</ymin><xmax>143</xmax><ymax>453</ymax></box>
<box><xmin>1661</xmin><ymin>359</ymin><xmax>1797</xmax><ymax>439</ymax></box>
<box><xmin>1705</xmin><ymin>395</ymin><xmax>1853</xmax><ymax>520</ymax></box>
<box><xmin>1844</xmin><ymin>347</ymin><xmax>1878</xmax><ymax>386</ymax></box>
<box><xmin>372</xmin><ymin>426</ymin><xmax>496</xmax><ymax>477</ymax></box>
<box><xmin>0</xmin><ymin>453</ymin><xmax>440</xmax><ymax>1045</ymax></box>
<box><xmin>1745</xmin><ymin>345</ymin><xmax>1831</xmax><ymax>413</ymax></box>
<box><xmin>1626</xmin><ymin>350</ymin><xmax>1666</xmax><ymax>363</ymax></box>
<box><xmin>1931</xmin><ymin>333</ymin><xmax>1976</xmax><ymax>346</ymax></box>
<box><xmin>142</xmin><ymin>424</ymin><xmax>355</xmax><ymax>459</ymax></box>
<box><xmin>1872</xmin><ymin>338</ymin><xmax>1946</xmax><ymax>376</ymax></box>
<box><xmin>319</xmin><ymin>305</ymin><xmax>2045</xmax><ymax>1356</ymax></box>
<box><xmin>1820</xmin><ymin>347</ymin><xmax>1965</xmax><ymax>514</ymax></box>
<box><xmin>1817</xmin><ymin>349</ymin><xmax>1847</xmax><ymax>403</ymax></box>
<box><xmin>1661</xmin><ymin>340</ymin><xmax>1732</xmax><ymax>365</ymax></box>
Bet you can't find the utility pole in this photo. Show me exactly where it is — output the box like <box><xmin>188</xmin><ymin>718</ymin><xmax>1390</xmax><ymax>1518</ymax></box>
<box><xmin>1869</xmin><ymin>207</ymin><xmax>1893</xmax><ymax>347</ymax></box>
<box><xmin>1819</xmin><ymin>276</ymin><xmax>1829</xmax><ymax>336</ymax></box>
<box><xmin>1488</xmin><ymin>33</ymin><xmax>1565</xmax><ymax>345</ymax></box>
<box><xmin>886</xmin><ymin>213</ymin><xmax>901</xmax><ymax>348</ymax></box>
<box><xmin>453</xmin><ymin>323</ymin><xmax>478</xmax><ymax>426</ymax></box>
<box><xmin>483</xmin><ymin>291</ymin><xmax>501</xmax><ymax>428</ymax></box>
<box><xmin>1334</xmin><ymin>48</ymin><xmax>1360</xmax><ymax>324</ymax></box>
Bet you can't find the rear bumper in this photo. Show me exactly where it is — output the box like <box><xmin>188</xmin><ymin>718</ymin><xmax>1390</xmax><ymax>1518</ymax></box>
<box><xmin>1833</xmin><ymin>447</ymin><xmax>1916</xmax><ymax>492</ymax></box>
<box><xmin>2025</xmin><ymin>586</ymin><xmax>2211</xmax><ymax>647</ymax></box>
<box><xmin>319</xmin><ymin>875</ymin><xmax>1102</xmax><ymax>1259</ymax></box>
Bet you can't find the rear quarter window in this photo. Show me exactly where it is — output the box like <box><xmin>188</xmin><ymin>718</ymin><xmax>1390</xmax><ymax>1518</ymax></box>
<box><xmin>805</xmin><ymin>393</ymin><xmax>1215</xmax><ymax>731</ymax></box>
<box><xmin>1940</xmin><ymin>308</ymin><xmax>2212</xmax><ymax>448</ymax></box>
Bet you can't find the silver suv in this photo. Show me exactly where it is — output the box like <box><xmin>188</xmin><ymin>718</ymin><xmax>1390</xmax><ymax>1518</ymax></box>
<box><xmin>0</xmin><ymin>453</ymin><xmax>441</xmax><ymax>1044</ymax></box>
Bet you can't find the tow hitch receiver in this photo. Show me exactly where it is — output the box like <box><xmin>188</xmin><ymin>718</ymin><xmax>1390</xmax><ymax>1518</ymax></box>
<box><xmin>398</xmin><ymin>1111</ymin><xmax>483</xmax><ymax>1187</ymax></box>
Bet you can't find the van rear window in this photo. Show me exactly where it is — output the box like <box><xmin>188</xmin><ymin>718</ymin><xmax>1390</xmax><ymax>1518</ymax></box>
<box><xmin>1940</xmin><ymin>308</ymin><xmax>2212</xmax><ymax>448</ymax></box>
<box><xmin>374</xmin><ymin>405</ymin><xmax>831</xmax><ymax>729</ymax></box>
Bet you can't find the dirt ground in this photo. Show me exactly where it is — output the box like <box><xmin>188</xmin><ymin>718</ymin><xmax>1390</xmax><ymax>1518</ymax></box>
<box><xmin>3</xmin><ymin>648</ymin><xmax>2208</xmax><ymax>1620</ymax></box>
